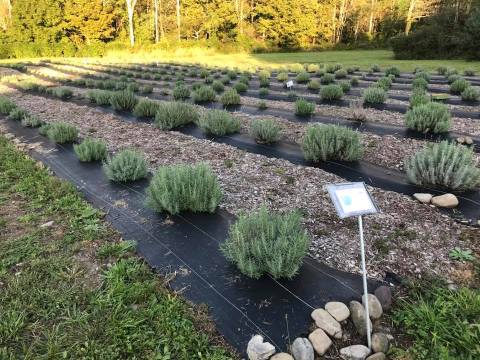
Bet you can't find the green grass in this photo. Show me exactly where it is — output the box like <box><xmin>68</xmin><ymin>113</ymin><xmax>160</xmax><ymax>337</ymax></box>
<box><xmin>0</xmin><ymin>136</ymin><xmax>234</xmax><ymax>359</ymax></box>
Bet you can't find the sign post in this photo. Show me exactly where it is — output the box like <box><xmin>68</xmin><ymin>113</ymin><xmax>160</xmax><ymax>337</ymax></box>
<box><xmin>326</xmin><ymin>182</ymin><xmax>378</xmax><ymax>349</ymax></box>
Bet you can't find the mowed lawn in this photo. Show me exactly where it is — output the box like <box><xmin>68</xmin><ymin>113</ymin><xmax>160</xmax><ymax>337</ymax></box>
<box><xmin>0</xmin><ymin>136</ymin><xmax>235</xmax><ymax>359</ymax></box>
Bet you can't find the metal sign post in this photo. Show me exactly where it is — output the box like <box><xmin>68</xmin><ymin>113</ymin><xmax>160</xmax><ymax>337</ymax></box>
<box><xmin>326</xmin><ymin>182</ymin><xmax>378</xmax><ymax>350</ymax></box>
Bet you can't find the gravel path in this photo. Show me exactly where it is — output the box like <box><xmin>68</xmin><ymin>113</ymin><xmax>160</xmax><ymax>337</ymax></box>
<box><xmin>1</xmin><ymin>87</ymin><xmax>478</xmax><ymax>285</ymax></box>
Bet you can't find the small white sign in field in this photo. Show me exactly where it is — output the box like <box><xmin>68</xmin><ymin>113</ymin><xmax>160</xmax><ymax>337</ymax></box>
<box><xmin>286</xmin><ymin>80</ymin><xmax>294</xmax><ymax>89</ymax></box>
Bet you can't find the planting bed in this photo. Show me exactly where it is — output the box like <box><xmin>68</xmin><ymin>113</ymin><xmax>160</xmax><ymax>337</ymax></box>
<box><xmin>2</xmin><ymin>60</ymin><xmax>480</xmax><ymax>356</ymax></box>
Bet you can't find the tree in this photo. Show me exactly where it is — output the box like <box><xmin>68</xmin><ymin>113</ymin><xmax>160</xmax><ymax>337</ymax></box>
<box><xmin>126</xmin><ymin>0</ymin><xmax>138</xmax><ymax>46</ymax></box>
<box><xmin>405</xmin><ymin>0</ymin><xmax>437</xmax><ymax>34</ymax></box>
<box><xmin>0</xmin><ymin>0</ymin><xmax>11</xmax><ymax>31</ymax></box>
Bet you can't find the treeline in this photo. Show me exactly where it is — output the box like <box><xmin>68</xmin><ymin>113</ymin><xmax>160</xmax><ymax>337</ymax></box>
<box><xmin>392</xmin><ymin>0</ymin><xmax>480</xmax><ymax>60</ymax></box>
<box><xmin>0</xmin><ymin>0</ymin><xmax>478</xmax><ymax>59</ymax></box>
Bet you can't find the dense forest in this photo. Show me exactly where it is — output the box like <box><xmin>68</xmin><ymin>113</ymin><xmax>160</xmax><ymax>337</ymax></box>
<box><xmin>0</xmin><ymin>0</ymin><xmax>479</xmax><ymax>58</ymax></box>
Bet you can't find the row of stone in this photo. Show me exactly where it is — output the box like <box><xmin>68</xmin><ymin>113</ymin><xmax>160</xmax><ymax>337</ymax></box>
<box><xmin>413</xmin><ymin>192</ymin><xmax>459</xmax><ymax>208</ymax></box>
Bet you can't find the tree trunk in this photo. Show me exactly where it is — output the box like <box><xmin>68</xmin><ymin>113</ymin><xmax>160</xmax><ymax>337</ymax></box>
<box><xmin>126</xmin><ymin>0</ymin><xmax>137</xmax><ymax>47</ymax></box>
<box><xmin>368</xmin><ymin>0</ymin><xmax>375</xmax><ymax>36</ymax></box>
<box><xmin>176</xmin><ymin>0</ymin><xmax>181</xmax><ymax>40</ymax></box>
<box><xmin>405</xmin><ymin>0</ymin><xmax>416</xmax><ymax>35</ymax></box>
<box><xmin>154</xmin><ymin>0</ymin><xmax>159</xmax><ymax>43</ymax></box>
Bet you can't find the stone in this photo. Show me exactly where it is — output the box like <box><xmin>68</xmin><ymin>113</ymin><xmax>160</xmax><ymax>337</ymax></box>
<box><xmin>366</xmin><ymin>353</ymin><xmax>386</xmax><ymax>360</ymax></box>
<box><xmin>413</xmin><ymin>193</ymin><xmax>432</xmax><ymax>204</ymax></box>
<box><xmin>247</xmin><ymin>335</ymin><xmax>275</xmax><ymax>360</ymax></box>
<box><xmin>339</xmin><ymin>345</ymin><xmax>371</xmax><ymax>360</ymax></box>
<box><xmin>431</xmin><ymin>193</ymin><xmax>459</xmax><ymax>208</ymax></box>
<box><xmin>290</xmin><ymin>337</ymin><xmax>314</xmax><ymax>360</ymax></box>
<box><xmin>40</xmin><ymin>220</ymin><xmax>54</xmax><ymax>228</ymax></box>
<box><xmin>349</xmin><ymin>301</ymin><xmax>372</xmax><ymax>336</ymax></box>
<box><xmin>371</xmin><ymin>333</ymin><xmax>390</xmax><ymax>353</ymax></box>
<box><xmin>271</xmin><ymin>353</ymin><xmax>294</xmax><ymax>360</ymax></box>
<box><xmin>308</xmin><ymin>328</ymin><xmax>332</xmax><ymax>356</ymax></box>
<box><xmin>456</xmin><ymin>136</ymin><xmax>465</xmax><ymax>144</ymax></box>
<box><xmin>374</xmin><ymin>286</ymin><xmax>392</xmax><ymax>311</ymax></box>
<box><xmin>325</xmin><ymin>301</ymin><xmax>350</xmax><ymax>322</ymax></box>
<box><xmin>464</xmin><ymin>136</ymin><xmax>473</xmax><ymax>145</ymax></box>
<box><xmin>311</xmin><ymin>308</ymin><xmax>342</xmax><ymax>338</ymax></box>
<box><xmin>362</xmin><ymin>294</ymin><xmax>383</xmax><ymax>320</ymax></box>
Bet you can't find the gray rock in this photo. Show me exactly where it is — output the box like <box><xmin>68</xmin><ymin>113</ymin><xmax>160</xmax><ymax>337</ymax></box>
<box><xmin>290</xmin><ymin>337</ymin><xmax>314</xmax><ymax>360</ymax></box>
<box><xmin>247</xmin><ymin>335</ymin><xmax>275</xmax><ymax>360</ymax></box>
<box><xmin>366</xmin><ymin>353</ymin><xmax>386</xmax><ymax>360</ymax></box>
<box><xmin>340</xmin><ymin>345</ymin><xmax>371</xmax><ymax>360</ymax></box>
<box><xmin>349</xmin><ymin>301</ymin><xmax>372</xmax><ymax>336</ymax></box>
<box><xmin>271</xmin><ymin>353</ymin><xmax>294</xmax><ymax>360</ymax></box>
<box><xmin>325</xmin><ymin>301</ymin><xmax>350</xmax><ymax>322</ymax></box>
<box><xmin>311</xmin><ymin>308</ymin><xmax>342</xmax><ymax>338</ymax></box>
<box><xmin>40</xmin><ymin>220</ymin><xmax>54</xmax><ymax>228</ymax></box>
<box><xmin>413</xmin><ymin>193</ymin><xmax>432</xmax><ymax>204</ymax></box>
<box><xmin>371</xmin><ymin>333</ymin><xmax>389</xmax><ymax>353</ymax></box>
<box><xmin>465</xmin><ymin>136</ymin><xmax>473</xmax><ymax>145</ymax></box>
<box><xmin>362</xmin><ymin>294</ymin><xmax>383</xmax><ymax>320</ymax></box>
<box><xmin>374</xmin><ymin>286</ymin><xmax>392</xmax><ymax>311</ymax></box>
<box><xmin>456</xmin><ymin>136</ymin><xmax>465</xmax><ymax>144</ymax></box>
<box><xmin>308</xmin><ymin>328</ymin><xmax>332</xmax><ymax>356</ymax></box>
<box><xmin>431</xmin><ymin>193</ymin><xmax>459</xmax><ymax>208</ymax></box>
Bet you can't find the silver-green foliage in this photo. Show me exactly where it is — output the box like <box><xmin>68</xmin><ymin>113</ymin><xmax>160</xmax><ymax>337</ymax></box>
<box><xmin>154</xmin><ymin>102</ymin><xmax>199</xmax><ymax>130</ymax></box>
<box><xmin>220</xmin><ymin>206</ymin><xmax>310</xmax><ymax>279</ymax></box>
<box><xmin>250</xmin><ymin>119</ymin><xmax>281</xmax><ymax>144</ymax></box>
<box><xmin>461</xmin><ymin>87</ymin><xmax>479</xmax><ymax>102</ymax></box>
<box><xmin>302</xmin><ymin>124</ymin><xmax>363</xmax><ymax>162</ymax></box>
<box><xmin>198</xmin><ymin>110</ymin><xmax>240</xmax><ymax>136</ymax></box>
<box><xmin>0</xmin><ymin>96</ymin><xmax>16</xmax><ymax>115</ymax></box>
<box><xmin>103</xmin><ymin>149</ymin><xmax>148</xmax><ymax>182</ymax></box>
<box><xmin>295</xmin><ymin>98</ymin><xmax>315</xmax><ymax>116</ymax></box>
<box><xmin>21</xmin><ymin>115</ymin><xmax>43</xmax><ymax>128</ymax></box>
<box><xmin>412</xmin><ymin>77</ymin><xmax>429</xmax><ymax>90</ymax></box>
<box><xmin>192</xmin><ymin>86</ymin><xmax>216</xmax><ymax>103</ymax></box>
<box><xmin>46</xmin><ymin>122</ymin><xmax>78</xmax><ymax>143</ymax></box>
<box><xmin>376</xmin><ymin>76</ymin><xmax>392</xmax><ymax>91</ymax></box>
<box><xmin>7</xmin><ymin>107</ymin><xmax>28</xmax><ymax>121</ymax></box>
<box><xmin>320</xmin><ymin>84</ymin><xmax>343</xmax><ymax>101</ymax></box>
<box><xmin>87</xmin><ymin>90</ymin><xmax>112</xmax><ymax>105</ymax></box>
<box><xmin>362</xmin><ymin>87</ymin><xmax>388</xmax><ymax>105</ymax></box>
<box><xmin>74</xmin><ymin>138</ymin><xmax>107</xmax><ymax>162</ymax></box>
<box><xmin>405</xmin><ymin>141</ymin><xmax>480</xmax><ymax>190</ymax></box>
<box><xmin>220</xmin><ymin>88</ymin><xmax>241</xmax><ymax>106</ymax></box>
<box><xmin>450</xmin><ymin>78</ymin><xmax>470</xmax><ymax>94</ymax></box>
<box><xmin>405</xmin><ymin>102</ymin><xmax>451</xmax><ymax>133</ymax></box>
<box><xmin>133</xmin><ymin>98</ymin><xmax>160</xmax><ymax>118</ymax></box>
<box><xmin>296</xmin><ymin>72</ymin><xmax>310</xmax><ymax>83</ymax></box>
<box><xmin>173</xmin><ymin>85</ymin><xmax>190</xmax><ymax>100</ymax></box>
<box><xmin>109</xmin><ymin>90</ymin><xmax>138</xmax><ymax>111</ymax></box>
<box><xmin>146</xmin><ymin>163</ymin><xmax>222</xmax><ymax>215</ymax></box>
<box><xmin>409</xmin><ymin>89</ymin><xmax>430</xmax><ymax>108</ymax></box>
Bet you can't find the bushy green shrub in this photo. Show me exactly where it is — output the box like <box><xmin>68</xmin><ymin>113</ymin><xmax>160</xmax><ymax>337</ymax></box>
<box><xmin>412</xmin><ymin>77</ymin><xmax>429</xmax><ymax>90</ymax></box>
<box><xmin>103</xmin><ymin>149</ymin><xmax>148</xmax><ymax>182</ymax></box>
<box><xmin>371</xmin><ymin>64</ymin><xmax>381</xmax><ymax>72</ymax></box>
<box><xmin>109</xmin><ymin>90</ymin><xmax>138</xmax><ymax>111</ymax></box>
<box><xmin>220</xmin><ymin>88</ymin><xmax>241</xmax><ymax>106</ymax></box>
<box><xmin>140</xmin><ymin>85</ymin><xmax>154</xmax><ymax>94</ymax></box>
<box><xmin>295</xmin><ymin>72</ymin><xmax>310</xmax><ymax>83</ymax></box>
<box><xmin>46</xmin><ymin>122</ymin><xmax>78</xmax><ymax>143</ymax></box>
<box><xmin>350</xmin><ymin>76</ymin><xmax>359</xmax><ymax>86</ymax></box>
<box><xmin>450</xmin><ymin>78</ymin><xmax>470</xmax><ymax>94</ymax></box>
<box><xmin>21</xmin><ymin>115</ymin><xmax>43</xmax><ymax>128</ymax></box>
<box><xmin>258</xmin><ymin>70</ymin><xmax>270</xmax><ymax>80</ymax></box>
<box><xmin>258</xmin><ymin>87</ymin><xmax>269</xmax><ymax>97</ymax></box>
<box><xmin>338</xmin><ymin>80</ymin><xmax>351</xmax><ymax>93</ymax></box>
<box><xmin>126</xmin><ymin>83</ymin><xmax>139</xmax><ymax>93</ymax></box>
<box><xmin>198</xmin><ymin>110</ymin><xmax>240</xmax><ymax>136</ymax></box>
<box><xmin>320</xmin><ymin>84</ymin><xmax>344</xmax><ymax>101</ymax></box>
<box><xmin>306</xmin><ymin>64</ymin><xmax>320</xmax><ymax>73</ymax></box>
<box><xmin>221</xmin><ymin>206</ymin><xmax>310</xmax><ymax>279</ymax></box>
<box><xmin>259</xmin><ymin>77</ymin><xmax>270</xmax><ymax>88</ymax></box>
<box><xmin>289</xmin><ymin>63</ymin><xmax>304</xmax><ymax>73</ymax></box>
<box><xmin>233</xmin><ymin>82</ymin><xmax>248</xmax><ymax>93</ymax></box>
<box><xmin>307</xmin><ymin>80</ymin><xmax>321</xmax><ymax>90</ymax></box>
<box><xmin>325</xmin><ymin>63</ymin><xmax>342</xmax><ymax>73</ymax></box>
<box><xmin>173</xmin><ymin>85</ymin><xmax>190</xmax><ymax>100</ymax></box>
<box><xmin>154</xmin><ymin>102</ymin><xmax>199</xmax><ymax>130</ymax></box>
<box><xmin>464</xmin><ymin>69</ymin><xmax>475</xmax><ymax>76</ymax></box>
<box><xmin>250</xmin><ymin>119</ymin><xmax>281</xmax><ymax>144</ymax></box>
<box><xmin>87</xmin><ymin>90</ymin><xmax>112</xmax><ymax>105</ymax></box>
<box><xmin>447</xmin><ymin>74</ymin><xmax>461</xmax><ymax>84</ymax></box>
<box><xmin>277</xmin><ymin>72</ymin><xmax>289</xmax><ymax>82</ymax></box>
<box><xmin>192</xmin><ymin>86</ymin><xmax>216</xmax><ymax>103</ymax></box>
<box><xmin>199</xmin><ymin>69</ymin><xmax>209</xmax><ymax>78</ymax></box>
<box><xmin>446</xmin><ymin>68</ymin><xmax>458</xmax><ymax>77</ymax></box>
<box><xmin>146</xmin><ymin>163</ymin><xmax>222</xmax><ymax>215</ymax></box>
<box><xmin>376</xmin><ymin>76</ymin><xmax>392</xmax><ymax>91</ymax></box>
<box><xmin>51</xmin><ymin>87</ymin><xmax>73</xmax><ymax>100</ymax></box>
<box><xmin>405</xmin><ymin>141</ymin><xmax>480</xmax><ymax>190</ymax></box>
<box><xmin>321</xmin><ymin>73</ymin><xmax>335</xmax><ymax>84</ymax></box>
<box><xmin>212</xmin><ymin>80</ymin><xmax>225</xmax><ymax>93</ymax></box>
<box><xmin>221</xmin><ymin>76</ymin><xmax>230</xmax><ymax>85</ymax></box>
<box><xmin>334</xmin><ymin>69</ymin><xmax>347</xmax><ymax>79</ymax></box>
<box><xmin>133</xmin><ymin>99</ymin><xmax>160</xmax><ymax>118</ymax></box>
<box><xmin>409</xmin><ymin>89</ymin><xmax>430</xmax><ymax>108</ymax></box>
<box><xmin>238</xmin><ymin>75</ymin><xmax>249</xmax><ymax>85</ymax></box>
<box><xmin>414</xmin><ymin>71</ymin><xmax>431</xmax><ymax>82</ymax></box>
<box><xmin>295</xmin><ymin>98</ymin><xmax>316</xmax><ymax>116</ymax></box>
<box><xmin>74</xmin><ymin>138</ymin><xmax>107</xmax><ymax>162</ymax></box>
<box><xmin>405</xmin><ymin>102</ymin><xmax>451</xmax><ymax>133</ymax></box>
<box><xmin>385</xmin><ymin>66</ymin><xmax>400</xmax><ymax>77</ymax></box>
<box><xmin>437</xmin><ymin>66</ymin><xmax>448</xmax><ymax>75</ymax></box>
<box><xmin>257</xmin><ymin>101</ymin><xmax>267</xmax><ymax>110</ymax></box>
<box><xmin>461</xmin><ymin>86</ymin><xmax>480</xmax><ymax>102</ymax></box>
<box><xmin>38</xmin><ymin>123</ymin><xmax>52</xmax><ymax>136</ymax></box>
<box><xmin>228</xmin><ymin>70</ymin><xmax>238</xmax><ymax>80</ymax></box>
<box><xmin>362</xmin><ymin>87</ymin><xmax>388</xmax><ymax>105</ymax></box>
<box><xmin>302</xmin><ymin>124</ymin><xmax>363</xmax><ymax>162</ymax></box>
<box><xmin>7</xmin><ymin>107</ymin><xmax>28</xmax><ymax>121</ymax></box>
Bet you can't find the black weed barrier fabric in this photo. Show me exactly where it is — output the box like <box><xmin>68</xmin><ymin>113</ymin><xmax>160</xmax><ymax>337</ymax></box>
<box><xmin>2</xmin><ymin>118</ymin><xmax>380</xmax><ymax>354</ymax></box>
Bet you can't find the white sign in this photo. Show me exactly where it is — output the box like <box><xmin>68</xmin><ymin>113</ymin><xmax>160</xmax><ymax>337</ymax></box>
<box><xmin>286</xmin><ymin>80</ymin><xmax>294</xmax><ymax>89</ymax></box>
<box><xmin>326</xmin><ymin>182</ymin><xmax>377</xmax><ymax>219</ymax></box>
